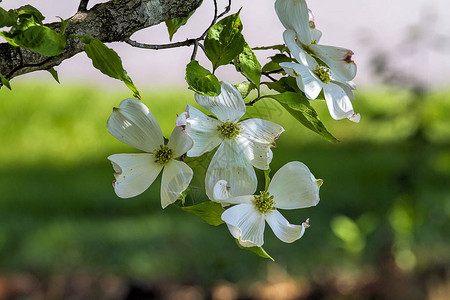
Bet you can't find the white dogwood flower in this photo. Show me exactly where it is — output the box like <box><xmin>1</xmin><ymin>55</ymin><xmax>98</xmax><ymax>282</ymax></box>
<box><xmin>275</xmin><ymin>0</ymin><xmax>357</xmax><ymax>82</ymax></box>
<box><xmin>176</xmin><ymin>81</ymin><xmax>284</xmax><ymax>200</ymax></box>
<box><xmin>213</xmin><ymin>161</ymin><xmax>322</xmax><ymax>247</ymax></box>
<box><xmin>279</xmin><ymin>60</ymin><xmax>360</xmax><ymax>122</ymax></box>
<box><xmin>107</xmin><ymin>98</ymin><xmax>194</xmax><ymax>208</ymax></box>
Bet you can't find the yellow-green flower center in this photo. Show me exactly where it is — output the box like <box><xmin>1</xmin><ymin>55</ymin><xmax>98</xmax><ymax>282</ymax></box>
<box><xmin>314</xmin><ymin>66</ymin><xmax>331</xmax><ymax>83</ymax></box>
<box><xmin>154</xmin><ymin>145</ymin><xmax>173</xmax><ymax>165</ymax></box>
<box><xmin>254</xmin><ymin>191</ymin><xmax>276</xmax><ymax>214</ymax></box>
<box><xmin>217</xmin><ymin>121</ymin><xmax>240</xmax><ymax>139</ymax></box>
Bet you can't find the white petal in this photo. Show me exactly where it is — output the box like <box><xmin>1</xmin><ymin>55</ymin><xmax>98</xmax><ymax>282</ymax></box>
<box><xmin>205</xmin><ymin>139</ymin><xmax>257</xmax><ymax>200</ymax></box>
<box><xmin>107</xmin><ymin>98</ymin><xmax>164</xmax><ymax>153</ymax></box>
<box><xmin>348</xmin><ymin>113</ymin><xmax>361</xmax><ymax>123</ymax></box>
<box><xmin>160</xmin><ymin>160</ymin><xmax>193</xmax><ymax>208</ymax></box>
<box><xmin>108</xmin><ymin>153</ymin><xmax>163</xmax><ymax>198</ymax></box>
<box><xmin>282</xmin><ymin>30</ymin><xmax>317</xmax><ymax>67</ymax></box>
<box><xmin>310</xmin><ymin>44</ymin><xmax>357</xmax><ymax>81</ymax></box>
<box><xmin>167</xmin><ymin>126</ymin><xmax>193</xmax><ymax>158</ymax></box>
<box><xmin>268</xmin><ymin>161</ymin><xmax>321</xmax><ymax>210</ymax></box>
<box><xmin>226</xmin><ymin>224</ymin><xmax>258</xmax><ymax>248</ymax></box>
<box><xmin>222</xmin><ymin>203</ymin><xmax>266</xmax><ymax>247</ymax></box>
<box><xmin>194</xmin><ymin>81</ymin><xmax>246</xmax><ymax>123</ymax></box>
<box><xmin>238</xmin><ymin>118</ymin><xmax>284</xmax><ymax>170</ymax></box>
<box><xmin>265</xmin><ymin>210</ymin><xmax>308</xmax><ymax>243</ymax></box>
<box><xmin>184</xmin><ymin>105</ymin><xmax>223</xmax><ymax>157</ymax></box>
<box><xmin>212</xmin><ymin>180</ymin><xmax>254</xmax><ymax>205</ymax></box>
<box><xmin>322</xmin><ymin>83</ymin><xmax>355</xmax><ymax>120</ymax></box>
<box><xmin>294</xmin><ymin>64</ymin><xmax>323</xmax><ymax>100</ymax></box>
<box><xmin>308</xmin><ymin>10</ymin><xmax>322</xmax><ymax>43</ymax></box>
<box><xmin>333</xmin><ymin>81</ymin><xmax>355</xmax><ymax>101</ymax></box>
<box><xmin>275</xmin><ymin>0</ymin><xmax>311</xmax><ymax>45</ymax></box>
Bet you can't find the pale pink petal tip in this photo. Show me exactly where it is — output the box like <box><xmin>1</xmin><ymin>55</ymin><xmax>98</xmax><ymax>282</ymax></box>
<box><xmin>348</xmin><ymin>113</ymin><xmax>361</xmax><ymax>123</ymax></box>
<box><xmin>303</xmin><ymin>218</ymin><xmax>310</xmax><ymax>228</ymax></box>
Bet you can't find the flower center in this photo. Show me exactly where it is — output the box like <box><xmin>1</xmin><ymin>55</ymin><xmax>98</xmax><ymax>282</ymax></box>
<box><xmin>154</xmin><ymin>145</ymin><xmax>174</xmax><ymax>165</ymax></box>
<box><xmin>217</xmin><ymin>121</ymin><xmax>240</xmax><ymax>139</ymax></box>
<box><xmin>314</xmin><ymin>65</ymin><xmax>331</xmax><ymax>83</ymax></box>
<box><xmin>253</xmin><ymin>191</ymin><xmax>276</xmax><ymax>214</ymax></box>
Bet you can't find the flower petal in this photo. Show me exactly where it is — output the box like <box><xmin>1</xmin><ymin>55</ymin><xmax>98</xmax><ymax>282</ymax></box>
<box><xmin>275</xmin><ymin>0</ymin><xmax>311</xmax><ymax>45</ymax></box>
<box><xmin>282</xmin><ymin>29</ymin><xmax>317</xmax><ymax>67</ymax></box>
<box><xmin>212</xmin><ymin>180</ymin><xmax>254</xmax><ymax>204</ymax></box>
<box><xmin>108</xmin><ymin>153</ymin><xmax>163</xmax><ymax>198</ymax></box>
<box><xmin>107</xmin><ymin>98</ymin><xmax>164</xmax><ymax>152</ymax></box>
<box><xmin>294</xmin><ymin>64</ymin><xmax>323</xmax><ymax>100</ymax></box>
<box><xmin>322</xmin><ymin>82</ymin><xmax>355</xmax><ymax>120</ymax></box>
<box><xmin>268</xmin><ymin>161</ymin><xmax>321</xmax><ymax>210</ymax></box>
<box><xmin>308</xmin><ymin>9</ymin><xmax>322</xmax><ymax>43</ymax></box>
<box><xmin>238</xmin><ymin>118</ymin><xmax>284</xmax><ymax>170</ymax></box>
<box><xmin>226</xmin><ymin>224</ymin><xmax>258</xmax><ymax>248</ymax></box>
<box><xmin>160</xmin><ymin>159</ymin><xmax>193</xmax><ymax>208</ymax></box>
<box><xmin>183</xmin><ymin>105</ymin><xmax>223</xmax><ymax>157</ymax></box>
<box><xmin>205</xmin><ymin>139</ymin><xmax>257</xmax><ymax>200</ymax></box>
<box><xmin>265</xmin><ymin>210</ymin><xmax>308</xmax><ymax>243</ymax></box>
<box><xmin>194</xmin><ymin>81</ymin><xmax>246</xmax><ymax>123</ymax></box>
<box><xmin>222</xmin><ymin>203</ymin><xmax>266</xmax><ymax>247</ymax></box>
<box><xmin>310</xmin><ymin>44</ymin><xmax>357</xmax><ymax>81</ymax></box>
<box><xmin>167</xmin><ymin>126</ymin><xmax>194</xmax><ymax>158</ymax></box>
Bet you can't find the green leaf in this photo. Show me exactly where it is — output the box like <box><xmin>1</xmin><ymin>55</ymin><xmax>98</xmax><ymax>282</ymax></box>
<box><xmin>0</xmin><ymin>8</ymin><xmax>18</xmax><ymax>27</ymax></box>
<box><xmin>235</xmin><ymin>240</ymin><xmax>274</xmax><ymax>261</ymax></box>
<box><xmin>0</xmin><ymin>32</ymin><xmax>20</xmax><ymax>46</ymax></box>
<box><xmin>185</xmin><ymin>60</ymin><xmax>221</xmax><ymax>96</ymax></box>
<box><xmin>261</xmin><ymin>53</ymin><xmax>295</xmax><ymax>73</ymax></box>
<box><xmin>264</xmin><ymin>168</ymin><xmax>271</xmax><ymax>191</ymax></box>
<box><xmin>253</xmin><ymin>44</ymin><xmax>289</xmax><ymax>54</ymax></box>
<box><xmin>204</xmin><ymin>10</ymin><xmax>246</xmax><ymax>71</ymax></box>
<box><xmin>16</xmin><ymin>5</ymin><xmax>45</xmax><ymax>24</ymax></box>
<box><xmin>182</xmin><ymin>201</ymin><xmax>225</xmax><ymax>226</ymax></box>
<box><xmin>13</xmin><ymin>26</ymin><xmax>66</xmax><ymax>56</ymax></box>
<box><xmin>0</xmin><ymin>73</ymin><xmax>11</xmax><ymax>90</ymax></box>
<box><xmin>59</xmin><ymin>17</ymin><xmax>69</xmax><ymax>35</ymax></box>
<box><xmin>269</xmin><ymin>92</ymin><xmax>339</xmax><ymax>143</ymax></box>
<box><xmin>234</xmin><ymin>43</ymin><xmax>261</xmax><ymax>88</ymax></box>
<box><xmin>235</xmin><ymin>81</ymin><xmax>256</xmax><ymax>99</ymax></box>
<box><xmin>78</xmin><ymin>35</ymin><xmax>140</xmax><ymax>98</ymax></box>
<box><xmin>165</xmin><ymin>5</ymin><xmax>198</xmax><ymax>41</ymax></box>
<box><xmin>264</xmin><ymin>76</ymin><xmax>300</xmax><ymax>93</ymax></box>
<box><xmin>47</xmin><ymin>67</ymin><xmax>60</xmax><ymax>83</ymax></box>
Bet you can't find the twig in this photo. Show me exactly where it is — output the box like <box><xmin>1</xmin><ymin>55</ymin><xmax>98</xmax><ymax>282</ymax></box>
<box><xmin>217</xmin><ymin>0</ymin><xmax>232</xmax><ymax>19</ymax></box>
<box><xmin>78</xmin><ymin>0</ymin><xmax>89</xmax><ymax>12</ymax></box>
<box><xmin>246</xmin><ymin>95</ymin><xmax>271</xmax><ymax>106</ymax></box>
<box><xmin>125</xmin><ymin>38</ymin><xmax>196</xmax><ymax>50</ymax></box>
<box><xmin>262</xmin><ymin>72</ymin><xmax>278</xmax><ymax>82</ymax></box>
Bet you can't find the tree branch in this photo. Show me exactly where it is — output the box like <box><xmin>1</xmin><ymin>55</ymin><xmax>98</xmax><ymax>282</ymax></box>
<box><xmin>0</xmin><ymin>0</ymin><xmax>202</xmax><ymax>82</ymax></box>
<box><xmin>78</xmin><ymin>0</ymin><xmax>89</xmax><ymax>12</ymax></box>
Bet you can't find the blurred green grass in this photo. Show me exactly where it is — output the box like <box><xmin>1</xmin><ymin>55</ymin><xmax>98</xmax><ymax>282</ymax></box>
<box><xmin>0</xmin><ymin>82</ymin><xmax>449</xmax><ymax>285</ymax></box>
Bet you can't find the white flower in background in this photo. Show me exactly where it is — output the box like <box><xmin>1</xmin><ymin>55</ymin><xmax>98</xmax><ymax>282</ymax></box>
<box><xmin>275</xmin><ymin>0</ymin><xmax>357</xmax><ymax>83</ymax></box>
<box><xmin>279</xmin><ymin>60</ymin><xmax>360</xmax><ymax>122</ymax></box>
<box><xmin>176</xmin><ymin>81</ymin><xmax>284</xmax><ymax>200</ymax></box>
<box><xmin>107</xmin><ymin>98</ymin><xmax>194</xmax><ymax>208</ymax></box>
<box><xmin>213</xmin><ymin>161</ymin><xmax>322</xmax><ymax>247</ymax></box>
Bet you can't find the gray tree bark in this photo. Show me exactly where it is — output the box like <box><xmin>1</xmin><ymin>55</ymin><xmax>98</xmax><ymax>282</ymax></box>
<box><xmin>0</xmin><ymin>0</ymin><xmax>202</xmax><ymax>81</ymax></box>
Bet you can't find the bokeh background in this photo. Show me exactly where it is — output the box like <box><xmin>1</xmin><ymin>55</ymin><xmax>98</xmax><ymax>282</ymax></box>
<box><xmin>0</xmin><ymin>0</ymin><xmax>449</xmax><ymax>299</ymax></box>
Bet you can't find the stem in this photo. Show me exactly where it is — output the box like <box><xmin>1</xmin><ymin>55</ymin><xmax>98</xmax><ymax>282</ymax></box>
<box><xmin>125</xmin><ymin>38</ymin><xmax>196</xmax><ymax>50</ymax></box>
<box><xmin>246</xmin><ymin>95</ymin><xmax>272</xmax><ymax>106</ymax></box>
<box><xmin>78</xmin><ymin>0</ymin><xmax>89</xmax><ymax>12</ymax></box>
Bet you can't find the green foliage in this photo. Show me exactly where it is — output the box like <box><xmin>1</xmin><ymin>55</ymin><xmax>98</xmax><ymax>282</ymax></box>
<box><xmin>253</xmin><ymin>44</ymin><xmax>289</xmax><ymax>53</ymax></box>
<box><xmin>268</xmin><ymin>92</ymin><xmax>339</xmax><ymax>143</ymax></box>
<box><xmin>185</xmin><ymin>60</ymin><xmax>221</xmax><ymax>96</ymax></box>
<box><xmin>235</xmin><ymin>81</ymin><xmax>256</xmax><ymax>99</ymax></box>
<box><xmin>46</xmin><ymin>68</ymin><xmax>60</xmax><ymax>83</ymax></box>
<box><xmin>204</xmin><ymin>10</ymin><xmax>245</xmax><ymax>71</ymax></box>
<box><xmin>0</xmin><ymin>8</ymin><xmax>18</xmax><ymax>27</ymax></box>
<box><xmin>77</xmin><ymin>36</ymin><xmax>141</xmax><ymax>98</ymax></box>
<box><xmin>234</xmin><ymin>43</ymin><xmax>261</xmax><ymax>88</ymax></box>
<box><xmin>165</xmin><ymin>5</ymin><xmax>199</xmax><ymax>41</ymax></box>
<box><xmin>182</xmin><ymin>201</ymin><xmax>225</xmax><ymax>226</ymax></box>
<box><xmin>0</xmin><ymin>73</ymin><xmax>11</xmax><ymax>90</ymax></box>
<box><xmin>262</xmin><ymin>53</ymin><xmax>295</xmax><ymax>73</ymax></box>
<box><xmin>235</xmin><ymin>240</ymin><xmax>274</xmax><ymax>261</ymax></box>
<box><xmin>16</xmin><ymin>5</ymin><xmax>45</xmax><ymax>23</ymax></box>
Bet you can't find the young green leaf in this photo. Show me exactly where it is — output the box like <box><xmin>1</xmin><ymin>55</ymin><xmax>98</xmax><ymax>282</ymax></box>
<box><xmin>264</xmin><ymin>76</ymin><xmax>301</xmax><ymax>93</ymax></box>
<box><xmin>77</xmin><ymin>36</ymin><xmax>140</xmax><ymax>98</ymax></box>
<box><xmin>16</xmin><ymin>5</ymin><xmax>45</xmax><ymax>24</ymax></box>
<box><xmin>204</xmin><ymin>10</ymin><xmax>245</xmax><ymax>71</ymax></box>
<box><xmin>0</xmin><ymin>8</ymin><xmax>18</xmax><ymax>27</ymax></box>
<box><xmin>185</xmin><ymin>60</ymin><xmax>221</xmax><ymax>96</ymax></box>
<box><xmin>0</xmin><ymin>73</ymin><xmax>11</xmax><ymax>90</ymax></box>
<box><xmin>262</xmin><ymin>53</ymin><xmax>295</xmax><ymax>73</ymax></box>
<box><xmin>165</xmin><ymin>2</ymin><xmax>200</xmax><ymax>41</ymax></box>
<box><xmin>47</xmin><ymin>67</ymin><xmax>60</xmax><ymax>83</ymax></box>
<box><xmin>13</xmin><ymin>26</ymin><xmax>66</xmax><ymax>57</ymax></box>
<box><xmin>234</xmin><ymin>43</ymin><xmax>261</xmax><ymax>88</ymax></box>
<box><xmin>269</xmin><ymin>92</ymin><xmax>339</xmax><ymax>143</ymax></box>
<box><xmin>253</xmin><ymin>44</ymin><xmax>290</xmax><ymax>53</ymax></box>
<box><xmin>235</xmin><ymin>81</ymin><xmax>256</xmax><ymax>99</ymax></box>
<box><xmin>235</xmin><ymin>240</ymin><xmax>274</xmax><ymax>261</ymax></box>
<box><xmin>182</xmin><ymin>201</ymin><xmax>225</xmax><ymax>226</ymax></box>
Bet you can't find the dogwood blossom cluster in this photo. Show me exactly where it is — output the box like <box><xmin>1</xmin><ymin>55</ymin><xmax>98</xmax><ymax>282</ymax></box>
<box><xmin>275</xmin><ymin>0</ymin><xmax>360</xmax><ymax>122</ymax></box>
